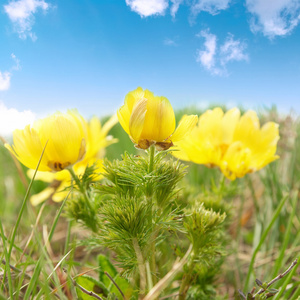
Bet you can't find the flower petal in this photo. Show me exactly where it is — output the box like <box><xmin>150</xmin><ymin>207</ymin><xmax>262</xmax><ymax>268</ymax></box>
<box><xmin>221</xmin><ymin>108</ymin><xmax>240</xmax><ymax>144</ymax></box>
<box><xmin>140</xmin><ymin>95</ymin><xmax>175</xmax><ymax>142</ymax></box>
<box><xmin>129</xmin><ymin>98</ymin><xmax>147</xmax><ymax>144</ymax></box>
<box><xmin>5</xmin><ymin>125</ymin><xmax>50</xmax><ymax>171</ymax></box>
<box><xmin>117</xmin><ymin>87</ymin><xmax>145</xmax><ymax>135</ymax></box>
<box><xmin>38</xmin><ymin>113</ymin><xmax>86</xmax><ymax>166</ymax></box>
<box><xmin>170</xmin><ymin>114</ymin><xmax>198</xmax><ymax>143</ymax></box>
<box><xmin>27</xmin><ymin>169</ymin><xmax>56</xmax><ymax>182</ymax></box>
<box><xmin>30</xmin><ymin>187</ymin><xmax>55</xmax><ymax>206</ymax></box>
<box><xmin>117</xmin><ymin>104</ymin><xmax>131</xmax><ymax>135</ymax></box>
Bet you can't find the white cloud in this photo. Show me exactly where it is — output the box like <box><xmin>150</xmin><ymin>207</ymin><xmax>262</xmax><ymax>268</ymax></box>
<box><xmin>125</xmin><ymin>0</ymin><xmax>168</xmax><ymax>17</ymax></box>
<box><xmin>0</xmin><ymin>54</ymin><xmax>21</xmax><ymax>91</ymax></box>
<box><xmin>190</xmin><ymin>0</ymin><xmax>231</xmax><ymax>17</ymax></box>
<box><xmin>11</xmin><ymin>53</ymin><xmax>21</xmax><ymax>71</ymax></box>
<box><xmin>170</xmin><ymin>0</ymin><xmax>184</xmax><ymax>17</ymax></box>
<box><xmin>196</xmin><ymin>29</ymin><xmax>220</xmax><ymax>74</ymax></box>
<box><xmin>0</xmin><ymin>72</ymin><xmax>12</xmax><ymax>91</ymax></box>
<box><xmin>246</xmin><ymin>0</ymin><xmax>300</xmax><ymax>38</ymax></box>
<box><xmin>125</xmin><ymin>0</ymin><xmax>231</xmax><ymax>19</ymax></box>
<box><xmin>0</xmin><ymin>102</ymin><xmax>36</xmax><ymax>137</ymax></box>
<box><xmin>196</xmin><ymin>30</ymin><xmax>248</xmax><ymax>76</ymax></box>
<box><xmin>220</xmin><ymin>34</ymin><xmax>248</xmax><ymax>65</ymax></box>
<box><xmin>4</xmin><ymin>0</ymin><xmax>49</xmax><ymax>40</ymax></box>
<box><xmin>164</xmin><ymin>37</ymin><xmax>178</xmax><ymax>46</ymax></box>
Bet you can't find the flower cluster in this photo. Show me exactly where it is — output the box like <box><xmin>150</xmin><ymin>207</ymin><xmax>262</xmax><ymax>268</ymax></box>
<box><xmin>117</xmin><ymin>87</ymin><xmax>198</xmax><ymax>150</ymax></box>
<box><xmin>172</xmin><ymin>107</ymin><xmax>280</xmax><ymax>180</ymax></box>
<box><xmin>5</xmin><ymin>90</ymin><xmax>280</xmax><ymax>207</ymax></box>
<box><xmin>6</xmin><ymin>111</ymin><xmax>117</xmax><ymax>205</ymax></box>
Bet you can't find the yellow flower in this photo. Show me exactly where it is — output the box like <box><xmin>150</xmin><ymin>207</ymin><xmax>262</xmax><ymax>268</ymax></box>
<box><xmin>117</xmin><ymin>87</ymin><xmax>198</xmax><ymax>150</ymax></box>
<box><xmin>5</xmin><ymin>111</ymin><xmax>87</xmax><ymax>172</ymax></box>
<box><xmin>28</xmin><ymin>115</ymin><xmax>118</xmax><ymax>205</ymax></box>
<box><xmin>173</xmin><ymin>107</ymin><xmax>280</xmax><ymax>180</ymax></box>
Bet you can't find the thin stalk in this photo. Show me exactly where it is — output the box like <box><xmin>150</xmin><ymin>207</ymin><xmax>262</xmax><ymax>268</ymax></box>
<box><xmin>133</xmin><ymin>238</ymin><xmax>147</xmax><ymax>298</ymax></box>
<box><xmin>0</xmin><ymin>219</ymin><xmax>13</xmax><ymax>299</ymax></box>
<box><xmin>178</xmin><ymin>251</ymin><xmax>195</xmax><ymax>300</ymax></box>
<box><xmin>104</xmin><ymin>272</ymin><xmax>125</xmax><ymax>299</ymax></box>
<box><xmin>144</xmin><ymin>245</ymin><xmax>193</xmax><ymax>300</ymax></box>
<box><xmin>64</xmin><ymin>219</ymin><xmax>72</xmax><ymax>255</ymax></box>
<box><xmin>218</xmin><ymin>174</ymin><xmax>226</xmax><ymax>192</ymax></box>
<box><xmin>272</xmin><ymin>192</ymin><xmax>298</xmax><ymax>278</ymax></box>
<box><xmin>289</xmin><ymin>284</ymin><xmax>300</xmax><ymax>300</ymax></box>
<box><xmin>147</xmin><ymin>145</ymin><xmax>157</xmax><ymax>285</ymax></box>
<box><xmin>8</xmin><ymin>141</ymin><xmax>48</xmax><ymax>260</ymax></box>
<box><xmin>24</xmin><ymin>191</ymin><xmax>70</xmax><ymax>300</ymax></box>
<box><xmin>254</xmin><ymin>258</ymin><xmax>298</xmax><ymax>297</ymax></box>
<box><xmin>3</xmin><ymin>142</ymin><xmax>47</xmax><ymax>299</ymax></box>
<box><xmin>243</xmin><ymin>195</ymin><xmax>288</xmax><ymax>292</ymax></box>
<box><xmin>148</xmin><ymin>145</ymin><xmax>155</xmax><ymax>174</ymax></box>
<box><xmin>146</xmin><ymin>262</ymin><xmax>154</xmax><ymax>291</ymax></box>
<box><xmin>68</xmin><ymin>167</ymin><xmax>92</xmax><ymax>210</ymax></box>
<box><xmin>273</xmin><ymin>257</ymin><xmax>300</xmax><ymax>300</ymax></box>
<box><xmin>47</xmin><ymin>189</ymin><xmax>71</xmax><ymax>243</ymax></box>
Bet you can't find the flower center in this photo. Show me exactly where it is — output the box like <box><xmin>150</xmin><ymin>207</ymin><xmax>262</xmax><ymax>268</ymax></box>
<box><xmin>48</xmin><ymin>161</ymin><xmax>71</xmax><ymax>171</ymax></box>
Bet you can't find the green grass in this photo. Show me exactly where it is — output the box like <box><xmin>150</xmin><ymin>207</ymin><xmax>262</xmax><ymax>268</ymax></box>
<box><xmin>1</xmin><ymin>107</ymin><xmax>300</xmax><ymax>299</ymax></box>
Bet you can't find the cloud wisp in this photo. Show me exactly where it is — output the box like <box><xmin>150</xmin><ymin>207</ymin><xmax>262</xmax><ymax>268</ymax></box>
<box><xmin>170</xmin><ymin>0</ymin><xmax>183</xmax><ymax>17</ymax></box>
<box><xmin>0</xmin><ymin>54</ymin><xmax>21</xmax><ymax>91</ymax></box>
<box><xmin>4</xmin><ymin>0</ymin><xmax>50</xmax><ymax>41</ymax></box>
<box><xmin>125</xmin><ymin>0</ymin><xmax>169</xmax><ymax>17</ymax></box>
<box><xmin>164</xmin><ymin>37</ymin><xmax>178</xmax><ymax>46</ymax></box>
<box><xmin>246</xmin><ymin>0</ymin><xmax>300</xmax><ymax>38</ymax></box>
<box><xmin>0</xmin><ymin>102</ymin><xmax>36</xmax><ymax>137</ymax></box>
<box><xmin>125</xmin><ymin>0</ymin><xmax>300</xmax><ymax>39</ymax></box>
<box><xmin>125</xmin><ymin>0</ymin><xmax>231</xmax><ymax>18</ymax></box>
<box><xmin>196</xmin><ymin>29</ymin><xmax>248</xmax><ymax>76</ymax></box>
<box><xmin>190</xmin><ymin>0</ymin><xmax>231</xmax><ymax>19</ymax></box>
<box><xmin>0</xmin><ymin>72</ymin><xmax>11</xmax><ymax>91</ymax></box>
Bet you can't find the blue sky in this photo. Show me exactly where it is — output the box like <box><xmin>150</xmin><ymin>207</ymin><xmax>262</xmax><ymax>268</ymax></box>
<box><xmin>1</xmin><ymin>0</ymin><xmax>300</xmax><ymax>135</ymax></box>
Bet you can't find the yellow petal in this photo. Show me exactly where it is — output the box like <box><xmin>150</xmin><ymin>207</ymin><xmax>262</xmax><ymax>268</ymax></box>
<box><xmin>197</xmin><ymin>108</ymin><xmax>224</xmax><ymax>146</ymax></box>
<box><xmin>234</xmin><ymin>110</ymin><xmax>260</xmax><ymax>144</ymax></box>
<box><xmin>27</xmin><ymin>169</ymin><xmax>56</xmax><ymax>182</ymax></box>
<box><xmin>140</xmin><ymin>96</ymin><xmax>175</xmax><ymax>142</ymax></box>
<box><xmin>129</xmin><ymin>98</ymin><xmax>147</xmax><ymax>143</ymax></box>
<box><xmin>117</xmin><ymin>87</ymin><xmax>145</xmax><ymax>135</ymax></box>
<box><xmin>101</xmin><ymin>114</ymin><xmax>118</xmax><ymax>136</ymax></box>
<box><xmin>117</xmin><ymin>104</ymin><xmax>132</xmax><ymax>135</ymax></box>
<box><xmin>30</xmin><ymin>187</ymin><xmax>55</xmax><ymax>206</ymax></box>
<box><xmin>170</xmin><ymin>114</ymin><xmax>198</xmax><ymax>142</ymax></box>
<box><xmin>5</xmin><ymin>125</ymin><xmax>50</xmax><ymax>171</ymax></box>
<box><xmin>221</xmin><ymin>141</ymin><xmax>252</xmax><ymax>180</ymax></box>
<box><xmin>37</xmin><ymin>113</ymin><xmax>86</xmax><ymax>168</ymax></box>
<box><xmin>221</xmin><ymin>108</ymin><xmax>240</xmax><ymax>144</ymax></box>
<box><xmin>52</xmin><ymin>181</ymin><xmax>71</xmax><ymax>202</ymax></box>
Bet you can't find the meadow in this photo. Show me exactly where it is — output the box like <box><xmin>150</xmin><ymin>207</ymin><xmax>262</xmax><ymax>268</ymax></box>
<box><xmin>0</xmin><ymin>103</ymin><xmax>300</xmax><ymax>300</ymax></box>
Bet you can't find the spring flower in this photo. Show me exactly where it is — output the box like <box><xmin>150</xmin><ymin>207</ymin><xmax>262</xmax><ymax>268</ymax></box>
<box><xmin>173</xmin><ymin>107</ymin><xmax>279</xmax><ymax>180</ymax></box>
<box><xmin>117</xmin><ymin>87</ymin><xmax>198</xmax><ymax>150</ymax></box>
<box><xmin>29</xmin><ymin>115</ymin><xmax>118</xmax><ymax>205</ymax></box>
<box><xmin>5</xmin><ymin>111</ymin><xmax>87</xmax><ymax>172</ymax></box>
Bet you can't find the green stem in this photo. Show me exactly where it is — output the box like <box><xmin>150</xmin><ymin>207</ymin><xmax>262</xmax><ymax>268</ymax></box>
<box><xmin>147</xmin><ymin>145</ymin><xmax>156</xmax><ymax>286</ymax></box>
<box><xmin>0</xmin><ymin>219</ymin><xmax>13</xmax><ymax>299</ymax></box>
<box><xmin>68</xmin><ymin>167</ymin><xmax>92</xmax><ymax>210</ymax></box>
<box><xmin>273</xmin><ymin>256</ymin><xmax>300</xmax><ymax>300</ymax></box>
<box><xmin>4</xmin><ymin>141</ymin><xmax>47</xmax><ymax>299</ymax></box>
<box><xmin>244</xmin><ymin>195</ymin><xmax>288</xmax><ymax>292</ymax></box>
<box><xmin>272</xmin><ymin>192</ymin><xmax>297</xmax><ymax>278</ymax></box>
<box><xmin>178</xmin><ymin>252</ymin><xmax>195</xmax><ymax>300</ymax></box>
<box><xmin>133</xmin><ymin>238</ymin><xmax>147</xmax><ymax>298</ymax></box>
<box><xmin>8</xmin><ymin>142</ymin><xmax>47</xmax><ymax>257</ymax></box>
<box><xmin>218</xmin><ymin>174</ymin><xmax>226</xmax><ymax>192</ymax></box>
<box><xmin>148</xmin><ymin>145</ymin><xmax>155</xmax><ymax>173</ymax></box>
<box><xmin>64</xmin><ymin>219</ymin><xmax>73</xmax><ymax>255</ymax></box>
